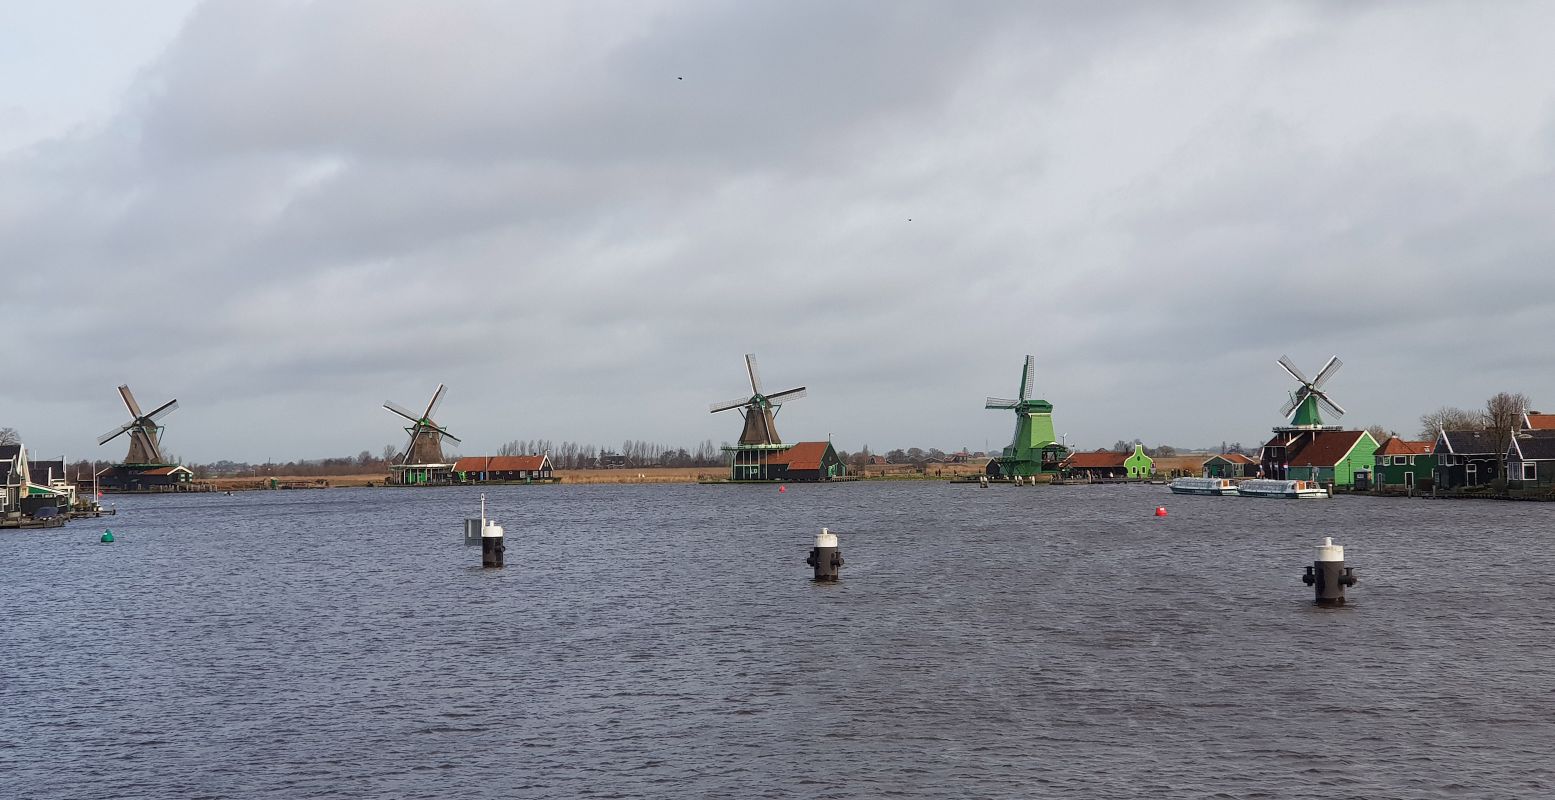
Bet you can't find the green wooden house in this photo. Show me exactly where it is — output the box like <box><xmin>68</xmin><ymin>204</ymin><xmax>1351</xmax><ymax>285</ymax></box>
<box><xmin>1202</xmin><ymin>453</ymin><xmax>1257</xmax><ymax>478</ymax></box>
<box><xmin>1284</xmin><ymin>430</ymin><xmax>1378</xmax><ymax>489</ymax></box>
<box><xmin>1372</xmin><ymin>436</ymin><xmax>1436</xmax><ymax>492</ymax></box>
<box><xmin>1124</xmin><ymin>444</ymin><xmax>1153</xmax><ymax>478</ymax></box>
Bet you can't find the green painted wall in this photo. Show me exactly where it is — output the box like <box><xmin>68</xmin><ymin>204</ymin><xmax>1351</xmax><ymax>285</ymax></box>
<box><xmin>1125</xmin><ymin>445</ymin><xmax>1153</xmax><ymax>478</ymax></box>
<box><xmin>1373</xmin><ymin>454</ymin><xmax>1436</xmax><ymax>487</ymax></box>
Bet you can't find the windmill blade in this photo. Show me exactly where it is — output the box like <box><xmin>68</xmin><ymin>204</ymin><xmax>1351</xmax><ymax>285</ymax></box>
<box><xmin>745</xmin><ymin>354</ymin><xmax>763</xmax><ymax>395</ymax></box>
<box><xmin>1312</xmin><ymin>356</ymin><xmax>1343</xmax><ymax>389</ymax></box>
<box><xmin>1276</xmin><ymin>355</ymin><xmax>1311</xmax><ymax>386</ymax></box>
<box><xmin>986</xmin><ymin>397</ymin><xmax>1019</xmax><ymax>409</ymax></box>
<box><xmin>97</xmin><ymin>422</ymin><xmax>134</xmax><ymax>445</ymax></box>
<box><xmin>422</xmin><ymin>384</ymin><xmax>447</xmax><ymax>420</ymax></box>
<box><xmin>1280</xmin><ymin>392</ymin><xmax>1301</xmax><ymax>417</ymax></box>
<box><xmin>430</xmin><ymin>426</ymin><xmax>462</xmax><ymax>444</ymax></box>
<box><xmin>1316</xmin><ymin>392</ymin><xmax>1347</xmax><ymax>418</ymax></box>
<box><xmin>145</xmin><ymin>398</ymin><xmax>179</xmax><ymax>421</ymax></box>
<box><xmin>118</xmin><ymin>385</ymin><xmax>145</xmax><ymax>418</ymax></box>
<box><xmin>710</xmin><ymin>396</ymin><xmax>753</xmax><ymax>414</ymax></box>
<box><xmin>1019</xmin><ymin>355</ymin><xmax>1035</xmax><ymax>400</ymax></box>
<box><xmin>384</xmin><ymin>401</ymin><xmax>422</xmax><ymax>423</ymax></box>
<box><xmin>766</xmin><ymin>386</ymin><xmax>806</xmax><ymax>403</ymax></box>
<box><xmin>402</xmin><ymin>426</ymin><xmax>423</xmax><ymax>459</ymax></box>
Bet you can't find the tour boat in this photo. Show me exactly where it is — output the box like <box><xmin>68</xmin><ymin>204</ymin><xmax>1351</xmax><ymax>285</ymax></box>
<box><xmin>1234</xmin><ymin>479</ymin><xmax>1330</xmax><ymax>499</ymax></box>
<box><xmin>1167</xmin><ymin>477</ymin><xmax>1240</xmax><ymax>496</ymax></box>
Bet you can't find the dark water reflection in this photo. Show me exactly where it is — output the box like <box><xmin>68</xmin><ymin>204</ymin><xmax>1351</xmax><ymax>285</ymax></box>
<box><xmin>3</xmin><ymin>483</ymin><xmax>1554</xmax><ymax>798</ymax></box>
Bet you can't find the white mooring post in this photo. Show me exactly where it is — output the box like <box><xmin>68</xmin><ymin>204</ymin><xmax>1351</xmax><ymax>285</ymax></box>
<box><xmin>806</xmin><ymin>527</ymin><xmax>842</xmax><ymax>582</ymax></box>
<box><xmin>1302</xmin><ymin>536</ymin><xmax>1356</xmax><ymax>605</ymax></box>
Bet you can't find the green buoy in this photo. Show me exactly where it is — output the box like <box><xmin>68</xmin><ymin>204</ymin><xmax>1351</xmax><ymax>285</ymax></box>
<box><xmin>101</xmin><ymin>529</ymin><xmax>114</xmax><ymax>543</ymax></box>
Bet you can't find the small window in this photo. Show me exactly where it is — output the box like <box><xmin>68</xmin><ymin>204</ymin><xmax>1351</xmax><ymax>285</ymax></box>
<box><xmin>1393</xmin><ymin>456</ymin><xmax>1408</xmax><ymax>465</ymax></box>
<box><xmin>1523</xmin><ymin>463</ymin><xmax>1537</xmax><ymax>481</ymax></box>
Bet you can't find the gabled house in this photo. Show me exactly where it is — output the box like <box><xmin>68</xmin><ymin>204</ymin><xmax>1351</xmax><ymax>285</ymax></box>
<box><xmin>453</xmin><ymin>455</ymin><xmax>555</xmax><ymax>483</ymax></box>
<box><xmin>1523</xmin><ymin>412</ymin><xmax>1555</xmax><ymax>431</ymax></box>
<box><xmin>1433</xmin><ymin>429</ymin><xmax>1500</xmax><ymax>490</ymax></box>
<box><xmin>1202</xmin><ymin>452</ymin><xmax>1256</xmax><ymax>478</ymax></box>
<box><xmin>1506</xmin><ymin>430</ymin><xmax>1555</xmax><ymax>489</ymax></box>
<box><xmin>761</xmin><ymin>441</ymin><xmax>845</xmax><ymax>481</ymax></box>
<box><xmin>1372</xmin><ymin>437</ymin><xmax>1436</xmax><ymax>493</ymax></box>
<box><xmin>1</xmin><ymin>443</ymin><xmax>29</xmax><ymax>517</ymax></box>
<box><xmin>1281</xmin><ymin>430</ymin><xmax>1378</xmax><ymax>489</ymax></box>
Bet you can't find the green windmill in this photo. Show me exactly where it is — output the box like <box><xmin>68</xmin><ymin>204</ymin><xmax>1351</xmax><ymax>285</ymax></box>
<box><xmin>985</xmin><ymin>355</ymin><xmax>1068</xmax><ymax>478</ymax></box>
<box><xmin>1276</xmin><ymin>355</ymin><xmax>1345</xmax><ymax>430</ymax></box>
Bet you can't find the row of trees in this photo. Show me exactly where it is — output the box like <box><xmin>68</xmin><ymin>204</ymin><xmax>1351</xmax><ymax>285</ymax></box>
<box><xmin>1108</xmin><ymin>440</ymin><xmax>1178</xmax><ymax>457</ymax></box>
<box><xmin>495</xmin><ymin>439</ymin><xmax>727</xmax><ymax>468</ymax></box>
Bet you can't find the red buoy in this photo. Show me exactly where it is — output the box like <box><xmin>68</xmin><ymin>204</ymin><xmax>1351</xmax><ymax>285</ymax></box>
<box><xmin>779</xmin><ymin>485</ymin><xmax>787</xmax><ymax>493</ymax></box>
<box><xmin>1154</xmin><ymin>506</ymin><xmax>1167</xmax><ymax>517</ymax></box>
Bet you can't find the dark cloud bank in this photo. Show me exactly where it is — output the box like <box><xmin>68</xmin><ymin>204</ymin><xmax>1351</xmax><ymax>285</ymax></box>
<box><xmin>5</xmin><ymin>1</ymin><xmax>1555</xmax><ymax>461</ymax></box>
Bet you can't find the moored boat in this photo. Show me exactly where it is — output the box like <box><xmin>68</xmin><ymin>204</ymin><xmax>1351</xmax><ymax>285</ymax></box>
<box><xmin>1235</xmin><ymin>478</ymin><xmax>1330</xmax><ymax>499</ymax></box>
<box><xmin>1167</xmin><ymin>477</ymin><xmax>1240</xmax><ymax>496</ymax></box>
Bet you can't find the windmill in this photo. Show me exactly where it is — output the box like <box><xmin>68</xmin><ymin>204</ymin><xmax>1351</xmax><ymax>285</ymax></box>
<box><xmin>984</xmin><ymin>355</ymin><xmax>1062</xmax><ymax>477</ymax></box>
<box><xmin>709</xmin><ymin>354</ymin><xmax>806</xmax><ymax>446</ymax></box>
<box><xmin>1276</xmin><ymin>355</ymin><xmax>1345</xmax><ymax>430</ymax></box>
<box><xmin>384</xmin><ymin>384</ymin><xmax>461</xmax><ymax>465</ymax></box>
<box><xmin>97</xmin><ymin>385</ymin><xmax>178</xmax><ymax>465</ymax></box>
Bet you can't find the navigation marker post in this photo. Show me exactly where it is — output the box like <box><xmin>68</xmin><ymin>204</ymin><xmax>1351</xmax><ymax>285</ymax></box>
<box><xmin>806</xmin><ymin>527</ymin><xmax>842</xmax><ymax>582</ymax></box>
<box><xmin>1302</xmin><ymin>537</ymin><xmax>1356</xmax><ymax>605</ymax></box>
<box><xmin>465</xmin><ymin>495</ymin><xmax>505</xmax><ymax>568</ymax></box>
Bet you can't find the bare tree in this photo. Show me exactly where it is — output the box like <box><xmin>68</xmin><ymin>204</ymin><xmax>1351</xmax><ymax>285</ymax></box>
<box><xmin>1485</xmin><ymin>391</ymin><xmax>1530</xmax><ymax>483</ymax></box>
<box><xmin>1418</xmin><ymin>406</ymin><xmax>1483</xmax><ymax>439</ymax></box>
<box><xmin>1365</xmin><ymin>425</ymin><xmax>1395</xmax><ymax>444</ymax></box>
<box><xmin>0</xmin><ymin>427</ymin><xmax>18</xmax><ymax>446</ymax></box>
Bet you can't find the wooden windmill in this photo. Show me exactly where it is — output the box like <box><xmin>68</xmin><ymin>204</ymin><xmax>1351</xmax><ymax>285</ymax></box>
<box><xmin>97</xmin><ymin>385</ymin><xmax>179</xmax><ymax>465</ymax></box>
<box><xmin>1276</xmin><ymin>355</ymin><xmax>1345</xmax><ymax>431</ymax></box>
<box><xmin>984</xmin><ymin>355</ymin><xmax>1064</xmax><ymax>477</ymax></box>
<box><xmin>384</xmin><ymin>384</ymin><xmax>461</xmax><ymax>465</ymax></box>
<box><xmin>709</xmin><ymin>354</ymin><xmax>807</xmax><ymax>445</ymax></box>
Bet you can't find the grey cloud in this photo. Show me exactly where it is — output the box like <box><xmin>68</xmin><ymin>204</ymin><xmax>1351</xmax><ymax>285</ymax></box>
<box><xmin>6</xmin><ymin>1</ymin><xmax>1555</xmax><ymax>460</ymax></box>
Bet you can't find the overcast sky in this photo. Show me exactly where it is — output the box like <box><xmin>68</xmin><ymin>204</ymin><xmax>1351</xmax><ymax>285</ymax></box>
<box><xmin>5</xmin><ymin>1</ymin><xmax>1555</xmax><ymax>463</ymax></box>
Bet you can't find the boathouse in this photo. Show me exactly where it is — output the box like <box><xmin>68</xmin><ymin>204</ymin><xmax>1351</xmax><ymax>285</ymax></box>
<box><xmin>1506</xmin><ymin>430</ymin><xmax>1555</xmax><ymax>489</ymax></box>
<box><xmin>1202</xmin><ymin>452</ymin><xmax>1256</xmax><ymax>478</ymax></box>
<box><xmin>452</xmin><ymin>455</ymin><xmax>555</xmax><ymax>483</ymax></box>
<box><xmin>1433</xmin><ymin>429</ymin><xmax>1500</xmax><ymax>490</ymax></box>
<box><xmin>1061</xmin><ymin>450</ymin><xmax>1127</xmax><ymax>479</ymax></box>
<box><xmin>1372</xmin><ymin>437</ymin><xmax>1435</xmax><ymax>493</ymax></box>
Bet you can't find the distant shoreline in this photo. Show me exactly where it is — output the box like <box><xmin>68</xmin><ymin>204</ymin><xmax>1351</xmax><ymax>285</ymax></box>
<box><xmin>184</xmin><ymin>464</ymin><xmax>994</xmax><ymax>490</ymax></box>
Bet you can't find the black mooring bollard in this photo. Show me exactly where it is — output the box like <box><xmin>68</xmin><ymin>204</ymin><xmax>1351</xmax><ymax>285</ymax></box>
<box><xmin>806</xmin><ymin>527</ymin><xmax>842</xmax><ymax>581</ymax></box>
<box><xmin>1302</xmin><ymin>536</ymin><xmax>1356</xmax><ymax>605</ymax></box>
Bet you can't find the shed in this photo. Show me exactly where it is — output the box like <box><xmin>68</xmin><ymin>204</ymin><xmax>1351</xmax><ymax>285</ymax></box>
<box><xmin>1202</xmin><ymin>452</ymin><xmax>1256</xmax><ymax>478</ymax></box>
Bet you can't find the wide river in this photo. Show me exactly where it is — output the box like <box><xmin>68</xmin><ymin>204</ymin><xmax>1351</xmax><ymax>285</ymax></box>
<box><xmin>3</xmin><ymin>483</ymin><xmax>1553</xmax><ymax>798</ymax></box>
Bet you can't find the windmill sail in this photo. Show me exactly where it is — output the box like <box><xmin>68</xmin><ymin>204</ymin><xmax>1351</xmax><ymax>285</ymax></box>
<box><xmin>710</xmin><ymin>353</ymin><xmax>805</xmax><ymax>446</ymax></box>
<box><xmin>99</xmin><ymin>384</ymin><xmax>177</xmax><ymax>465</ymax></box>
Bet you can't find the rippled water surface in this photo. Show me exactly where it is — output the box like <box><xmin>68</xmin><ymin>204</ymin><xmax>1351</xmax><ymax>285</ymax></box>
<box><xmin>4</xmin><ymin>483</ymin><xmax>1555</xmax><ymax>798</ymax></box>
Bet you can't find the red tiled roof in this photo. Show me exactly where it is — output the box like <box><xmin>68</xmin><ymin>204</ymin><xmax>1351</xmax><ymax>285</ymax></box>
<box><xmin>453</xmin><ymin>455</ymin><xmax>549</xmax><ymax>473</ymax></box>
<box><xmin>1526</xmin><ymin>413</ymin><xmax>1555</xmax><ymax>430</ymax></box>
<box><xmin>1203</xmin><ymin>453</ymin><xmax>1255</xmax><ymax>465</ymax></box>
<box><xmin>766</xmin><ymin>441</ymin><xmax>832</xmax><ymax>471</ymax></box>
<box><xmin>1287</xmin><ymin>431</ymin><xmax>1369</xmax><ymax>467</ymax></box>
<box><xmin>1376</xmin><ymin>437</ymin><xmax>1434</xmax><ymax>457</ymax></box>
<box><xmin>1062</xmin><ymin>450</ymin><xmax>1128</xmax><ymax>468</ymax></box>
<box><xmin>142</xmin><ymin>466</ymin><xmax>191</xmax><ymax>476</ymax></box>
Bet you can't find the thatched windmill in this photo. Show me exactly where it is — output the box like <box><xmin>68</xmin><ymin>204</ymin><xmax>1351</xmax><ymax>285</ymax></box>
<box><xmin>384</xmin><ymin>384</ymin><xmax>461</xmax><ymax>465</ymax></box>
<box><xmin>709</xmin><ymin>354</ymin><xmax>806</xmax><ymax>445</ymax></box>
<box><xmin>97</xmin><ymin>385</ymin><xmax>179</xmax><ymax>465</ymax></box>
